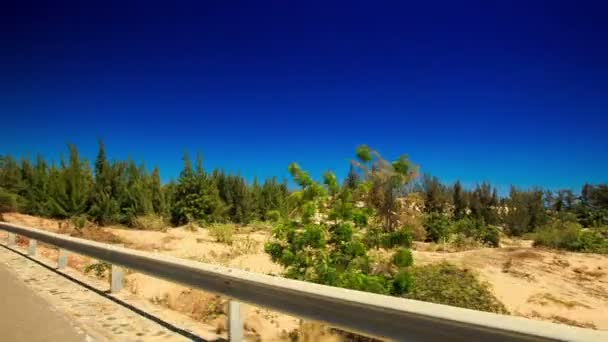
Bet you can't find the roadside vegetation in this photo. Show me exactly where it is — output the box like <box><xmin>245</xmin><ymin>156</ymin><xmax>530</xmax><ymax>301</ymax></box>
<box><xmin>1</xmin><ymin>141</ymin><xmax>608</xmax><ymax>319</ymax></box>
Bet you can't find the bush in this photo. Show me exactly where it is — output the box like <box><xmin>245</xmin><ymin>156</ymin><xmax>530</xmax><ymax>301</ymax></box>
<box><xmin>132</xmin><ymin>214</ymin><xmax>167</xmax><ymax>231</ymax></box>
<box><xmin>209</xmin><ymin>223</ymin><xmax>235</xmax><ymax>245</ymax></box>
<box><xmin>406</xmin><ymin>263</ymin><xmax>508</xmax><ymax>314</ymax></box>
<box><xmin>392</xmin><ymin>248</ymin><xmax>413</xmax><ymax>267</ymax></box>
<box><xmin>70</xmin><ymin>215</ymin><xmax>87</xmax><ymax>231</ymax></box>
<box><xmin>452</xmin><ymin>217</ymin><xmax>500</xmax><ymax>247</ymax></box>
<box><xmin>266</xmin><ymin>210</ymin><xmax>281</xmax><ymax>222</ymax></box>
<box><xmin>383</xmin><ymin>226</ymin><xmax>413</xmax><ymax>248</ymax></box>
<box><xmin>534</xmin><ymin>220</ymin><xmax>608</xmax><ymax>254</ymax></box>
<box><xmin>423</xmin><ymin>213</ymin><xmax>451</xmax><ymax>243</ymax></box>
<box><xmin>0</xmin><ymin>187</ymin><xmax>23</xmax><ymax>212</ymax></box>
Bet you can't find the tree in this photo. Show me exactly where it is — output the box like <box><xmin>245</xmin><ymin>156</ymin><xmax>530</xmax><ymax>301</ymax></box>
<box><xmin>47</xmin><ymin>145</ymin><xmax>93</xmax><ymax>218</ymax></box>
<box><xmin>452</xmin><ymin>181</ymin><xmax>467</xmax><ymax>220</ymax></box>
<box><xmin>353</xmin><ymin>147</ymin><xmax>418</xmax><ymax>232</ymax></box>
<box><xmin>170</xmin><ymin>152</ymin><xmax>226</xmax><ymax>225</ymax></box>
<box><xmin>150</xmin><ymin>166</ymin><xmax>165</xmax><ymax>215</ymax></box>
<box><xmin>343</xmin><ymin>164</ymin><xmax>360</xmax><ymax>191</ymax></box>
<box><xmin>421</xmin><ymin>174</ymin><xmax>448</xmax><ymax>214</ymax></box>
<box><xmin>503</xmin><ymin>187</ymin><xmax>548</xmax><ymax>236</ymax></box>
<box><xmin>469</xmin><ymin>183</ymin><xmax>499</xmax><ymax>225</ymax></box>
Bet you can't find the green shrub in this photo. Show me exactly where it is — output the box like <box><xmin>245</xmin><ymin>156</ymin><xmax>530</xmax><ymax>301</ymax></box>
<box><xmin>533</xmin><ymin>220</ymin><xmax>608</xmax><ymax>254</ymax></box>
<box><xmin>0</xmin><ymin>187</ymin><xmax>23</xmax><ymax>212</ymax></box>
<box><xmin>382</xmin><ymin>226</ymin><xmax>413</xmax><ymax>248</ymax></box>
<box><xmin>392</xmin><ymin>248</ymin><xmax>413</xmax><ymax>267</ymax></box>
<box><xmin>209</xmin><ymin>223</ymin><xmax>235</xmax><ymax>245</ymax></box>
<box><xmin>391</xmin><ymin>270</ymin><xmax>414</xmax><ymax>295</ymax></box>
<box><xmin>423</xmin><ymin>213</ymin><xmax>452</xmax><ymax>243</ymax></box>
<box><xmin>70</xmin><ymin>215</ymin><xmax>87</xmax><ymax>231</ymax></box>
<box><xmin>452</xmin><ymin>217</ymin><xmax>500</xmax><ymax>247</ymax></box>
<box><xmin>352</xmin><ymin>208</ymin><xmax>369</xmax><ymax>227</ymax></box>
<box><xmin>406</xmin><ymin>263</ymin><xmax>508</xmax><ymax>314</ymax></box>
<box><xmin>266</xmin><ymin>210</ymin><xmax>282</xmax><ymax>222</ymax></box>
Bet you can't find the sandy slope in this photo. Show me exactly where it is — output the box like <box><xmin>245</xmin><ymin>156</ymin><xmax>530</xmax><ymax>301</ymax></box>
<box><xmin>3</xmin><ymin>212</ymin><xmax>608</xmax><ymax>338</ymax></box>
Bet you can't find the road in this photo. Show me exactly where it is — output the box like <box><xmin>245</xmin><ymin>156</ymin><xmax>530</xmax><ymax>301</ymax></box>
<box><xmin>0</xmin><ymin>264</ymin><xmax>85</xmax><ymax>342</ymax></box>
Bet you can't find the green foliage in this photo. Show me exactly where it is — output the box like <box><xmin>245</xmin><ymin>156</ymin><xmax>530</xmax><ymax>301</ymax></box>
<box><xmin>533</xmin><ymin>220</ymin><xmax>608</xmax><ymax>254</ymax></box>
<box><xmin>0</xmin><ymin>187</ymin><xmax>24</xmax><ymax>212</ymax></box>
<box><xmin>85</xmin><ymin>261</ymin><xmax>111</xmax><ymax>278</ymax></box>
<box><xmin>504</xmin><ymin>187</ymin><xmax>548</xmax><ymax>236</ymax></box>
<box><xmin>406</xmin><ymin>263</ymin><xmax>508</xmax><ymax>314</ymax></box>
<box><xmin>452</xmin><ymin>181</ymin><xmax>467</xmax><ymax>220</ymax></box>
<box><xmin>47</xmin><ymin>145</ymin><xmax>93</xmax><ymax>218</ymax></box>
<box><xmin>421</xmin><ymin>174</ymin><xmax>449</xmax><ymax>214</ymax></box>
<box><xmin>423</xmin><ymin>213</ymin><xmax>452</xmax><ymax>243</ymax></box>
<box><xmin>452</xmin><ymin>217</ymin><xmax>500</xmax><ymax>247</ymax></box>
<box><xmin>467</xmin><ymin>183</ymin><xmax>499</xmax><ymax>225</ymax></box>
<box><xmin>170</xmin><ymin>153</ymin><xmax>227</xmax><ymax>225</ymax></box>
<box><xmin>70</xmin><ymin>215</ymin><xmax>87</xmax><ymax>231</ymax></box>
<box><xmin>355</xmin><ymin>145</ymin><xmax>373</xmax><ymax>163</ymax></box>
<box><xmin>392</xmin><ymin>248</ymin><xmax>413</xmax><ymax>267</ymax></box>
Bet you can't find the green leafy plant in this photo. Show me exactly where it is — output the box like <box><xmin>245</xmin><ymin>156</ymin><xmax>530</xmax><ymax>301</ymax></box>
<box><xmin>85</xmin><ymin>261</ymin><xmax>111</xmax><ymax>278</ymax></box>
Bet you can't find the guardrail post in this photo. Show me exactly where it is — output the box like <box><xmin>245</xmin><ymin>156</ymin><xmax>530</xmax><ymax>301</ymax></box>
<box><xmin>110</xmin><ymin>264</ymin><xmax>124</xmax><ymax>293</ymax></box>
<box><xmin>58</xmin><ymin>249</ymin><xmax>68</xmax><ymax>269</ymax></box>
<box><xmin>228</xmin><ymin>300</ymin><xmax>243</xmax><ymax>341</ymax></box>
<box><xmin>7</xmin><ymin>232</ymin><xmax>16</xmax><ymax>246</ymax></box>
<box><xmin>28</xmin><ymin>239</ymin><xmax>37</xmax><ymax>256</ymax></box>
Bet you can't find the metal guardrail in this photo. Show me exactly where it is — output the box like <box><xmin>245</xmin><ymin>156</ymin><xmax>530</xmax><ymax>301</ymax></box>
<box><xmin>1</xmin><ymin>222</ymin><xmax>607</xmax><ymax>342</ymax></box>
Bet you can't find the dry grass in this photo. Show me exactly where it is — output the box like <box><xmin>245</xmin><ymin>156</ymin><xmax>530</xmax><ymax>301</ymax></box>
<box><xmin>509</xmin><ymin>250</ymin><xmax>543</xmax><ymax>261</ymax></box>
<box><xmin>527</xmin><ymin>293</ymin><xmax>592</xmax><ymax>309</ymax></box>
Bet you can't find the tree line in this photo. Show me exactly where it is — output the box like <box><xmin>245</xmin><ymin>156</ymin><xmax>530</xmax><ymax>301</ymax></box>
<box><xmin>0</xmin><ymin>141</ymin><xmax>289</xmax><ymax>226</ymax></box>
<box><xmin>1</xmin><ymin>141</ymin><xmax>606</xmax><ymax>235</ymax></box>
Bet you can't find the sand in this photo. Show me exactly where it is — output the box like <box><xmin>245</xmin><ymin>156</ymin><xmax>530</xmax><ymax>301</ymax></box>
<box><xmin>3</xmin><ymin>212</ymin><xmax>608</xmax><ymax>339</ymax></box>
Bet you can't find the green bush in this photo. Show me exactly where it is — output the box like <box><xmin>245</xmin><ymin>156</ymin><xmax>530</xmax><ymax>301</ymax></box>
<box><xmin>70</xmin><ymin>215</ymin><xmax>87</xmax><ymax>231</ymax></box>
<box><xmin>383</xmin><ymin>226</ymin><xmax>413</xmax><ymax>248</ymax></box>
<box><xmin>423</xmin><ymin>213</ymin><xmax>452</xmax><ymax>243</ymax></box>
<box><xmin>406</xmin><ymin>263</ymin><xmax>508</xmax><ymax>314</ymax></box>
<box><xmin>352</xmin><ymin>208</ymin><xmax>369</xmax><ymax>227</ymax></box>
<box><xmin>266</xmin><ymin>210</ymin><xmax>281</xmax><ymax>222</ymax></box>
<box><xmin>392</xmin><ymin>248</ymin><xmax>413</xmax><ymax>267</ymax></box>
<box><xmin>209</xmin><ymin>223</ymin><xmax>235</xmax><ymax>245</ymax></box>
<box><xmin>533</xmin><ymin>220</ymin><xmax>608</xmax><ymax>254</ymax></box>
<box><xmin>0</xmin><ymin>187</ymin><xmax>23</xmax><ymax>212</ymax></box>
<box><xmin>452</xmin><ymin>217</ymin><xmax>500</xmax><ymax>247</ymax></box>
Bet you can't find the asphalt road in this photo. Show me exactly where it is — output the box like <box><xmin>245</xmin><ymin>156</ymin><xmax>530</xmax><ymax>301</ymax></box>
<box><xmin>0</xmin><ymin>264</ymin><xmax>85</xmax><ymax>342</ymax></box>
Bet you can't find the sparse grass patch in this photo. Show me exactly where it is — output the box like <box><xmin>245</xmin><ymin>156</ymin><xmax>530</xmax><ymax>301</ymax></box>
<box><xmin>132</xmin><ymin>214</ymin><xmax>167</xmax><ymax>231</ymax></box>
<box><xmin>209</xmin><ymin>223</ymin><xmax>235</xmax><ymax>245</ymax></box>
<box><xmin>406</xmin><ymin>263</ymin><xmax>508</xmax><ymax>314</ymax></box>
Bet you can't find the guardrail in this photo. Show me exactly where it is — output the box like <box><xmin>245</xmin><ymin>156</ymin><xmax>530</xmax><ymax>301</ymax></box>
<box><xmin>1</xmin><ymin>222</ymin><xmax>606</xmax><ymax>342</ymax></box>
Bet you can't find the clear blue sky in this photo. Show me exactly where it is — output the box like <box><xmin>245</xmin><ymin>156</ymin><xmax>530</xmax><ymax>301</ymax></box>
<box><xmin>1</xmin><ymin>1</ymin><xmax>607</xmax><ymax>194</ymax></box>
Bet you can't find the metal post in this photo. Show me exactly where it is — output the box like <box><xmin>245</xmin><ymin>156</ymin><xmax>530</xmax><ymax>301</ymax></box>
<box><xmin>58</xmin><ymin>249</ymin><xmax>69</xmax><ymax>269</ymax></box>
<box><xmin>7</xmin><ymin>232</ymin><xmax>15</xmax><ymax>246</ymax></box>
<box><xmin>28</xmin><ymin>239</ymin><xmax>37</xmax><ymax>256</ymax></box>
<box><xmin>228</xmin><ymin>300</ymin><xmax>243</xmax><ymax>341</ymax></box>
<box><xmin>110</xmin><ymin>264</ymin><xmax>124</xmax><ymax>293</ymax></box>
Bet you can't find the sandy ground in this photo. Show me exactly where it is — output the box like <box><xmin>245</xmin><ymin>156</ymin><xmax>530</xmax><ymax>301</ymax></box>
<box><xmin>3</xmin><ymin>212</ymin><xmax>608</xmax><ymax>338</ymax></box>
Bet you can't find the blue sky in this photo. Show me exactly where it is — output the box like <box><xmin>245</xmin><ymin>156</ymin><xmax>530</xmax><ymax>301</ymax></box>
<box><xmin>1</xmin><ymin>1</ymin><xmax>607</xmax><ymax>194</ymax></box>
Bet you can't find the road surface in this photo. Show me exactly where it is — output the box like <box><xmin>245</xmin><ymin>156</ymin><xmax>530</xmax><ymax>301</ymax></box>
<box><xmin>0</xmin><ymin>263</ymin><xmax>85</xmax><ymax>342</ymax></box>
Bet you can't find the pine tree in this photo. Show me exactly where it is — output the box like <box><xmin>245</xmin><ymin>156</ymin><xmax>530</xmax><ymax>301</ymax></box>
<box><xmin>344</xmin><ymin>164</ymin><xmax>360</xmax><ymax>190</ymax></box>
<box><xmin>150</xmin><ymin>166</ymin><xmax>165</xmax><ymax>215</ymax></box>
<box><xmin>48</xmin><ymin>144</ymin><xmax>92</xmax><ymax>218</ymax></box>
<box><xmin>452</xmin><ymin>181</ymin><xmax>467</xmax><ymax>220</ymax></box>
